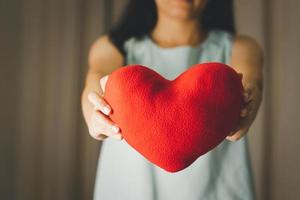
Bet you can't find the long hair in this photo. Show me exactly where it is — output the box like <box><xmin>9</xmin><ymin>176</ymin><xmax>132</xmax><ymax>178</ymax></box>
<box><xmin>108</xmin><ymin>0</ymin><xmax>235</xmax><ymax>55</ymax></box>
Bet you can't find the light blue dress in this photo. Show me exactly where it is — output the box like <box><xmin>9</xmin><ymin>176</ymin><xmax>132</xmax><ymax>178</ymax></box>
<box><xmin>94</xmin><ymin>30</ymin><xmax>255</xmax><ymax>200</ymax></box>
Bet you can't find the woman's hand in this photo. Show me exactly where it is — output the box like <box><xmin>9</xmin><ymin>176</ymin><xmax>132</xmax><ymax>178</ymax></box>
<box><xmin>226</xmin><ymin>81</ymin><xmax>263</xmax><ymax>141</ymax></box>
<box><xmin>228</xmin><ymin>35</ymin><xmax>264</xmax><ymax>141</ymax></box>
<box><xmin>87</xmin><ymin>75</ymin><xmax>123</xmax><ymax>141</ymax></box>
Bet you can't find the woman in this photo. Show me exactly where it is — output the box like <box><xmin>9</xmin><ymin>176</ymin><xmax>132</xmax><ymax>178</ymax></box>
<box><xmin>81</xmin><ymin>0</ymin><xmax>263</xmax><ymax>199</ymax></box>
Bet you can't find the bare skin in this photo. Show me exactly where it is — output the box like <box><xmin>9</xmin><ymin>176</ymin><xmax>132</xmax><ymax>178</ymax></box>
<box><xmin>227</xmin><ymin>36</ymin><xmax>263</xmax><ymax>141</ymax></box>
<box><xmin>81</xmin><ymin>0</ymin><xmax>263</xmax><ymax>142</ymax></box>
<box><xmin>81</xmin><ymin>36</ymin><xmax>124</xmax><ymax>141</ymax></box>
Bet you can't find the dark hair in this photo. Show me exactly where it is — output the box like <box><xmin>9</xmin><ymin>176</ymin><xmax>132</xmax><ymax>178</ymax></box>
<box><xmin>108</xmin><ymin>0</ymin><xmax>235</xmax><ymax>56</ymax></box>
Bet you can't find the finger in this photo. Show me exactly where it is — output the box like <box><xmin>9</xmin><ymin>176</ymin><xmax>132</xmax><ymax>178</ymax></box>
<box><xmin>90</xmin><ymin>125</ymin><xmax>122</xmax><ymax>141</ymax></box>
<box><xmin>243</xmin><ymin>92</ymin><xmax>249</xmax><ymax>102</ymax></box>
<box><xmin>228</xmin><ymin>116</ymin><xmax>245</xmax><ymax>136</ymax></box>
<box><xmin>226</xmin><ymin>127</ymin><xmax>249</xmax><ymax>142</ymax></box>
<box><xmin>243</xmin><ymin>85</ymin><xmax>255</xmax><ymax>101</ymax></box>
<box><xmin>88</xmin><ymin>91</ymin><xmax>111</xmax><ymax>115</ymax></box>
<box><xmin>241</xmin><ymin>100</ymin><xmax>255</xmax><ymax>117</ymax></box>
<box><xmin>111</xmin><ymin>134</ymin><xmax>123</xmax><ymax>140</ymax></box>
<box><xmin>226</xmin><ymin>131</ymin><xmax>244</xmax><ymax>141</ymax></box>
<box><xmin>226</xmin><ymin>130</ymin><xmax>243</xmax><ymax>141</ymax></box>
<box><xmin>96</xmin><ymin>134</ymin><xmax>108</xmax><ymax>141</ymax></box>
<box><xmin>90</xmin><ymin>129</ymin><xmax>122</xmax><ymax>141</ymax></box>
<box><xmin>240</xmin><ymin>108</ymin><xmax>248</xmax><ymax>117</ymax></box>
<box><xmin>100</xmin><ymin>75</ymin><xmax>109</xmax><ymax>94</ymax></box>
<box><xmin>243</xmin><ymin>91</ymin><xmax>252</xmax><ymax>102</ymax></box>
<box><xmin>226</xmin><ymin>134</ymin><xmax>242</xmax><ymax>142</ymax></box>
<box><xmin>231</xmin><ymin>115</ymin><xmax>244</xmax><ymax>134</ymax></box>
<box><xmin>88</xmin><ymin>126</ymin><xmax>107</xmax><ymax>141</ymax></box>
<box><xmin>96</xmin><ymin>134</ymin><xmax>123</xmax><ymax>141</ymax></box>
<box><xmin>229</xmin><ymin>124</ymin><xmax>241</xmax><ymax>136</ymax></box>
<box><xmin>93</xmin><ymin>112</ymin><xmax>121</xmax><ymax>137</ymax></box>
<box><xmin>240</xmin><ymin>105</ymin><xmax>251</xmax><ymax>117</ymax></box>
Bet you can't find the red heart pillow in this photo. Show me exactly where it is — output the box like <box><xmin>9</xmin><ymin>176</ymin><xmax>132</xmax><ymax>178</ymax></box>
<box><xmin>104</xmin><ymin>62</ymin><xmax>243</xmax><ymax>172</ymax></box>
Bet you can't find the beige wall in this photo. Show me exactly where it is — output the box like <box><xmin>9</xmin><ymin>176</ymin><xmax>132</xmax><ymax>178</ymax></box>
<box><xmin>234</xmin><ymin>1</ymin><xmax>267</xmax><ymax>199</ymax></box>
<box><xmin>1</xmin><ymin>0</ymin><xmax>300</xmax><ymax>199</ymax></box>
<box><xmin>236</xmin><ymin>1</ymin><xmax>300</xmax><ymax>199</ymax></box>
<box><xmin>266</xmin><ymin>1</ymin><xmax>300</xmax><ymax>199</ymax></box>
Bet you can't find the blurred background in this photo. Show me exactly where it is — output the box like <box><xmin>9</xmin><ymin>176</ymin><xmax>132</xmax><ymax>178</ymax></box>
<box><xmin>1</xmin><ymin>0</ymin><xmax>299</xmax><ymax>199</ymax></box>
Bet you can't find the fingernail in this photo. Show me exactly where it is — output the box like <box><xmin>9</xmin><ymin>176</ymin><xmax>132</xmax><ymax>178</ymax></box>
<box><xmin>112</xmin><ymin>134</ymin><xmax>123</xmax><ymax>140</ymax></box>
<box><xmin>102</xmin><ymin>106</ymin><xmax>111</xmax><ymax>115</ymax></box>
<box><xmin>100</xmin><ymin>75</ymin><xmax>109</xmax><ymax>93</ymax></box>
<box><xmin>111</xmin><ymin>125</ymin><xmax>119</xmax><ymax>134</ymax></box>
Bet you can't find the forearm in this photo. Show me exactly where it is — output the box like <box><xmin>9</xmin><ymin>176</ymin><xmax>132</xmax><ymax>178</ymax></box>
<box><xmin>239</xmin><ymin>64</ymin><xmax>263</xmax><ymax>91</ymax></box>
<box><xmin>81</xmin><ymin>69</ymin><xmax>105</xmax><ymax>125</ymax></box>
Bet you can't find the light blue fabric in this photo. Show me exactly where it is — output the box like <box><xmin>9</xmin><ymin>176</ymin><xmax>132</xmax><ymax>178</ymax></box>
<box><xmin>93</xmin><ymin>30</ymin><xmax>255</xmax><ymax>200</ymax></box>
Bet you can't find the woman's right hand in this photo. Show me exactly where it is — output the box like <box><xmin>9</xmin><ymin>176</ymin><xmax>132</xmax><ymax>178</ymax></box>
<box><xmin>87</xmin><ymin>75</ymin><xmax>123</xmax><ymax>141</ymax></box>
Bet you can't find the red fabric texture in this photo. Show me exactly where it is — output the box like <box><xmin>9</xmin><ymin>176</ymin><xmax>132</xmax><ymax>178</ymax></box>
<box><xmin>104</xmin><ymin>62</ymin><xmax>244</xmax><ymax>172</ymax></box>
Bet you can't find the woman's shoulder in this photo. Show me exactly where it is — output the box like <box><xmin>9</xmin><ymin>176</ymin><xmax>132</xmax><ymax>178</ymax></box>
<box><xmin>231</xmin><ymin>34</ymin><xmax>264</xmax><ymax>74</ymax></box>
<box><xmin>88</xmin><ymin>35</ymin><xmax>125</xmax><ymax>73</ymax></box>
<box><xmin>231</xmin><ymin>34</ymin><xmax>264</xmax><ymax>62</ymax></box>
<box><xmin>232</xmin><ymin>35</ymin><xmax>263</xmax><ymax>54</ymax></box>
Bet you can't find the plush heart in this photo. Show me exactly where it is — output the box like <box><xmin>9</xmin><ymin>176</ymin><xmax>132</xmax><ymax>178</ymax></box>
<box><xmin>104</xmin><ymin>62</ymin><xmax>243</xmax><ymax>172</ymax></box>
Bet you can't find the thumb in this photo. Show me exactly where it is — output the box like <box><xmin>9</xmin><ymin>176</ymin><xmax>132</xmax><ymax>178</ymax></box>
<box><xmin>100</xmin><ymin>75</ymin><xmax>109</xmax><ymax>94</ymax></box>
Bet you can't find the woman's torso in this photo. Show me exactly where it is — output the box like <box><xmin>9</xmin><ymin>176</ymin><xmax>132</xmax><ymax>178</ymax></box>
<box><xmin>93</xmin><ymin>30</ymin><xmax>255</xmax><ymax>200</ymax></box>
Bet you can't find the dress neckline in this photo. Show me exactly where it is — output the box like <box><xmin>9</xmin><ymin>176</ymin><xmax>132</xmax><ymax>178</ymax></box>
<box><xmin>145</xmin><ymin>30</ymin><xmax>214</xmax><ymax>52</ymax></box>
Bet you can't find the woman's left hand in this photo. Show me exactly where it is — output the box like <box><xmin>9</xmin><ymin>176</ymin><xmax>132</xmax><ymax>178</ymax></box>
<box><xmin>226</xmin><ymin>81</ymin><xmax>263</xmax><ymax>141</ymax></box>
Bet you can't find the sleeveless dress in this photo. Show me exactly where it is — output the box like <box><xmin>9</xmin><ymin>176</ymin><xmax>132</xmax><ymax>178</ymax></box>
<box><xmin>93</xmin><ymin>30</ymin><xmax>255</xmax><ymax>200</ymax></box>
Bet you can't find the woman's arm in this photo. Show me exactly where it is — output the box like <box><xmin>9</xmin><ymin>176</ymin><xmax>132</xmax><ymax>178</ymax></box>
<box><xmin>228</xmin><ymin>35</ymin><xmax>264</xmax><ymax>141</ymax></box>
<box><xmin>81</xmin><ymin>35</ymin><xmax>124</xmax><ymax>140</ymax></box>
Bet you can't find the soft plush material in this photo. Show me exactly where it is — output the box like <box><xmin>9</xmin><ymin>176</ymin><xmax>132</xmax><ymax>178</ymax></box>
<box><xmin>104</xmin><ymin>62</ymin><xmax>243</xmax><ymax>173</ymax></box>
